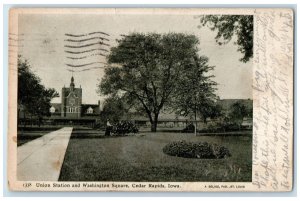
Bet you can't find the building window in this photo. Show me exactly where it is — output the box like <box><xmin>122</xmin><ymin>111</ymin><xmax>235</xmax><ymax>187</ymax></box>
<box><xmin>50</xmin><ymin>106</ymin><xmax>55</xmax><ymax>113</ymax></box>
<box><xmin>68</xmin><ymin>107</ymin><xmax>77</xmax><ymax>113</ymax></box>
<box><xmin>87</xmin><ymin>107</ymin><xmax>93</xmax><ymax>114</ymax></box>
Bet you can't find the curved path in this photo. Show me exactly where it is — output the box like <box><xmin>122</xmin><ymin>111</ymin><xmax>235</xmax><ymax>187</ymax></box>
<box><xmin>17</xmin><ymin>127</ymin><xmax>73</xmax><ymax>181</ymax></box>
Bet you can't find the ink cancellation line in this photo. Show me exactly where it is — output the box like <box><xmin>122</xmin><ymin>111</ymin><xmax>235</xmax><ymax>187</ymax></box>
<box><xmin>63</xmin><ymin>31</ymin><xmax>111</xmax><ymax>73</ymax></box>
<box><xmin>120</xmin><ymin>34</ymin><xmax>139</xmax><ymax>38</ymax></box>
<box><xmin>64</xmin><ymin>36</ymin><xmax>109</xmax><ymax>42</ymax></box>
<box><xmin>66</xmin><ymin>53</ymin><xmax>107</xmax><ymax>60</ymax></box>
<box><xmin>65</xmin><ymin>62</ymin><xmax>107</xmax><ymax>68</ymax></box>
<box><xmin>64</xmin><ymin>42</ymin><xmax>110</xmax><ymax>49</ymax></box>
<box><xmin>9</xmin><ymin>33</ymin><xmax>25</xmax><ymax>36</ymax></box>
<box><xmin>9</xmin><ymin>49</ymin><xmax>23</xmax><ymax>53</ymax></box>
<box><xmin>65</xmin><ymin>31</ymin><xmax>110</xmax><ymax>37</ymax></box>
<box><xmin>10</xmin><ymin>33</ymin><xmax>47</xmax><ymax>36</ymax></box>
<box><xmin>9</xmin><ymin>44</ymin><xmax>24</xmax><ymax>48</ymax></box>
<box><xmin>67</xmin><ymin>66</ymin><xmax>107</xmax><ymax>72</ymax></box>
<box><xmin>64</xmin><ymin>48</ymin><xmax>109</xmax><ymax>54</ymax></box>
<box><xmin>9</xmin><ymin>38</ymin><xmax>25</xmax><ymax>42</ymax></box>
<box><xmin>9</xmin><ymin>33</ymin><xmax>48</xmax><ymax>40</ymax></box>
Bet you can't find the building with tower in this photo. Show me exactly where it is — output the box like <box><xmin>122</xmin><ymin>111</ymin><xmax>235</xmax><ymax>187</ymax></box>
<box><xmin>61</xmin><ymin>76</ymin><xmax>82</xmax><ymax>118</ymax></box>
<box><xmin>18</xmin><ymin>76</ymin><xmax>252</xmax><ymax>130</ymax></box>
<box><xmin>48</xmin><ymin>77</ymin><xmax>101</xmax><ymax>127</ymax></box>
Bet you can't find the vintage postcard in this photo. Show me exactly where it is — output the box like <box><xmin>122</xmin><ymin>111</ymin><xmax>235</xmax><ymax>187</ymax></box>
<box><xmin>7</xmin><ymin>8</ymin><xmax>293</xmax><ymax>191</ymax></box>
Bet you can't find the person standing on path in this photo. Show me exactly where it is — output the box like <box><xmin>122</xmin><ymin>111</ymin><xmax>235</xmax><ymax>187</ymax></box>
<box><xmin>105</xmin><ymin>119</ymin><xmax>112</xmax><ymax>136</ymax></box>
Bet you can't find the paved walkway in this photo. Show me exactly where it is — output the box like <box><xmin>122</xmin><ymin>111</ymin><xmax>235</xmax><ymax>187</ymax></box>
<box><xmin>17</xmin><ymin>127</ymin><xmax>73</xmax><ymax>181</ymax></box>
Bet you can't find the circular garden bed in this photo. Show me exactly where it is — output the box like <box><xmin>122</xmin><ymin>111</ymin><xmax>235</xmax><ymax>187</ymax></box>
<box><xmin>163</xmin><ymin>141</ymin><xmax>231</xmax><ymax>159</ymax></box>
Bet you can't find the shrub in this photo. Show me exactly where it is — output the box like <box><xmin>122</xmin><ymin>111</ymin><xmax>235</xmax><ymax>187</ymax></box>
<box><xmin>93</xmin><ymin>123</ymin><xmax>105</xmax><ymax>130</ymax></box>
<box><xmin>218</xmin><ymin>121</ymin><xmax>240</xmax><ymax>132</ymax></box>
<box><xmin>205</xmin><ymin>124</ymin><xmax>219</xmax><ymax>133</ymax></box>
<box><xmin>198</xmin><ymin>121</ymin><xmax>242</xmax><ymax>133</ymax></box>
<box><xmin>182</xmin><ymin>123</ymin><xmax>195</xmax><ymax>133</ymax></box>
<box><xmin>163</xmin><ymin>141</ymin><xmax>231</xmax><ymax>159</ymax></box>
<box><xmin>112</xmin><ymin>121</ymin><xmax>139</xmax><ymax>135</ymax></box>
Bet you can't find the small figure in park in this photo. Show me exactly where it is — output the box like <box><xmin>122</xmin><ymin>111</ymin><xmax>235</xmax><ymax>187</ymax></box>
<box><xmin>105</xmin><ymin>119</ymin><xmax>112</xmax><ymax>136</ymax></box>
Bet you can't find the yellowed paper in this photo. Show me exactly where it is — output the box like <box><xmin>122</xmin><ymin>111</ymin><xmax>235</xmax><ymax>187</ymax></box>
<box><xmin>8</xmin><ymin>8</ymin><xmax>293</xmax><ymax>192</ymax></box>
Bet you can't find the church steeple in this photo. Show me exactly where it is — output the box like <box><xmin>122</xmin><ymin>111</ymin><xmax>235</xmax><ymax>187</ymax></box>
<box><xmin>70</xmin><ymin>76</ymin><xmax>75</xmax><ymax>90</ymax></box>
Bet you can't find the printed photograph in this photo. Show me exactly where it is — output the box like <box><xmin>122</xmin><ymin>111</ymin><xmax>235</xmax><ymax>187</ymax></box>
<box><xmin>12</xmin><ymin>12</ymin><xmax>253</xmax><ymax>182</ymax></box>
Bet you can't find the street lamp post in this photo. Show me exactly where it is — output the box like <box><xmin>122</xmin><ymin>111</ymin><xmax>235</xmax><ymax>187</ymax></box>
<box><xmin>194</xmin><ymin>111</ymin><xmax>197</xmax><ymax>136</ymax></box>
<box><xmin>194</xmin><ymin>92</ymin><xmax>198</xmax><ymax>136</ymax></box>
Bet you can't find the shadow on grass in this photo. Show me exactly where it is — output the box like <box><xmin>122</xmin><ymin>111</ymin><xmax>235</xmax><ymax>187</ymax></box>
<box><xmin>59</xmin><ymin>163</ymin><xmax>252</xmax><ymax>182</ymax></box>
<box><xmin>17</xmin><ymin>135</ymin><xmax>43</xmax><ymax>146</ymax></box>
<box><xmin>17</xmin><ymin>127</ymin><xmax>63</xmax><ymax>146</ymax></box>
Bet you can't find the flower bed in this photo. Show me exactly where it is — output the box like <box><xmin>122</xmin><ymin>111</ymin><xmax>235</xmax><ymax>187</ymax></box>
<box><xmin>163</xmin><ymin>141</ymin><xmax>231</xmax><ymax>159</ymax></box>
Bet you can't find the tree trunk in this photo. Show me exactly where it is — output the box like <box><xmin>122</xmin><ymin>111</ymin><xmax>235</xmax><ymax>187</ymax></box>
<box><xmin>151</xmin><ymin>123</ymin><xmax>157</xmax><ymax>132</ymax></box>
<box><xmin>23</xmin><ymin>110</ymin><xmax>26</xmax><ymax>128</ymax></box>
<box><xmin>151</xmin><ymin>113</ymin><xmax>159</xmax><ymax>132</ymax></box>
<box><xmin>38</xmin><ymin>117</ymin><xmax>41</xmax><ymax>128</ymax></box>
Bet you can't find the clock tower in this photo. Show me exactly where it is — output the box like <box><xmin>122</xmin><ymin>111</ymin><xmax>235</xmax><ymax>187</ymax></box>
<box><xmin>61</xmin><ymin>76</ymin><xmax>82</xmax><ymax>118</ymax></box>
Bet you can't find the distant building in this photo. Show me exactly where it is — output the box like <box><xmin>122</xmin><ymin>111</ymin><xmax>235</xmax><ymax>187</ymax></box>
<box><xmin>128</xmin><ymin>99</ymin><xmax>253</xmax><ymax>129</ymax></box>
<box><xmin>48</xmin><ymin>76</ymin><xmax>101</xmax><ymax>126</ymax></box>
<box><xmin>217</xmin><ymin>99</ymin><xmax>253</xmax><ymax>115</ymax></box>
<box><xmin>18</xmin><ymin>76</ymin><xmax>252</xmax><ymax>129</ymax></box>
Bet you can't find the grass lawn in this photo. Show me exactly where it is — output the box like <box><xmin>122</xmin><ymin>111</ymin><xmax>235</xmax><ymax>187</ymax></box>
<box><xmin>17</xmin><ymin>126</ymin><xmax>62</xmax><ymax>146</ymax></box>
<box><xmin>59</xmin><ymin>128</ymin><xmax>252</xmax><ymax>182</ymax></box>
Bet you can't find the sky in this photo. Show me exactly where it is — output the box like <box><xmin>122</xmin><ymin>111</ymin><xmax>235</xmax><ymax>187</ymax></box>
<box><xmin>13</xmin><ymin>13</ymin><xmax>253</xmax><ymax>104</ymax></box>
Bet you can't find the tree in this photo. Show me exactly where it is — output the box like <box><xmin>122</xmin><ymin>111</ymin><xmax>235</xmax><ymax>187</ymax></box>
<box><xmin>171</xmin><ymin>55</ymin><xmax>218</xmax><ymax>133</ymax></box>
<box><xmin>228</xmin><ymin>101</ymin><xmax>252</xmax><ymax>130</ymax></box>
<box><xmin>18</xmin><ymin>56</ymin><xmax>59</xmax><ymax>127</ymax></box>
<box><xmin>100</xmin><ymin>95</ymin><xmax>129</xmax><ymax>124</ymax></box>
<box><xmin>34</xmin><ymin>88</ymin><xmax>59</xmax><ymax>127</ymax></box>
<box><xmin>200</xmin><ymin>15</ymin><xmax>253</xmax><ymax>62</ymax></box>
<box><xmin>99</xmin><ymin>33</ymin><xmax>202</xmax><ymax>132</ymax></box>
